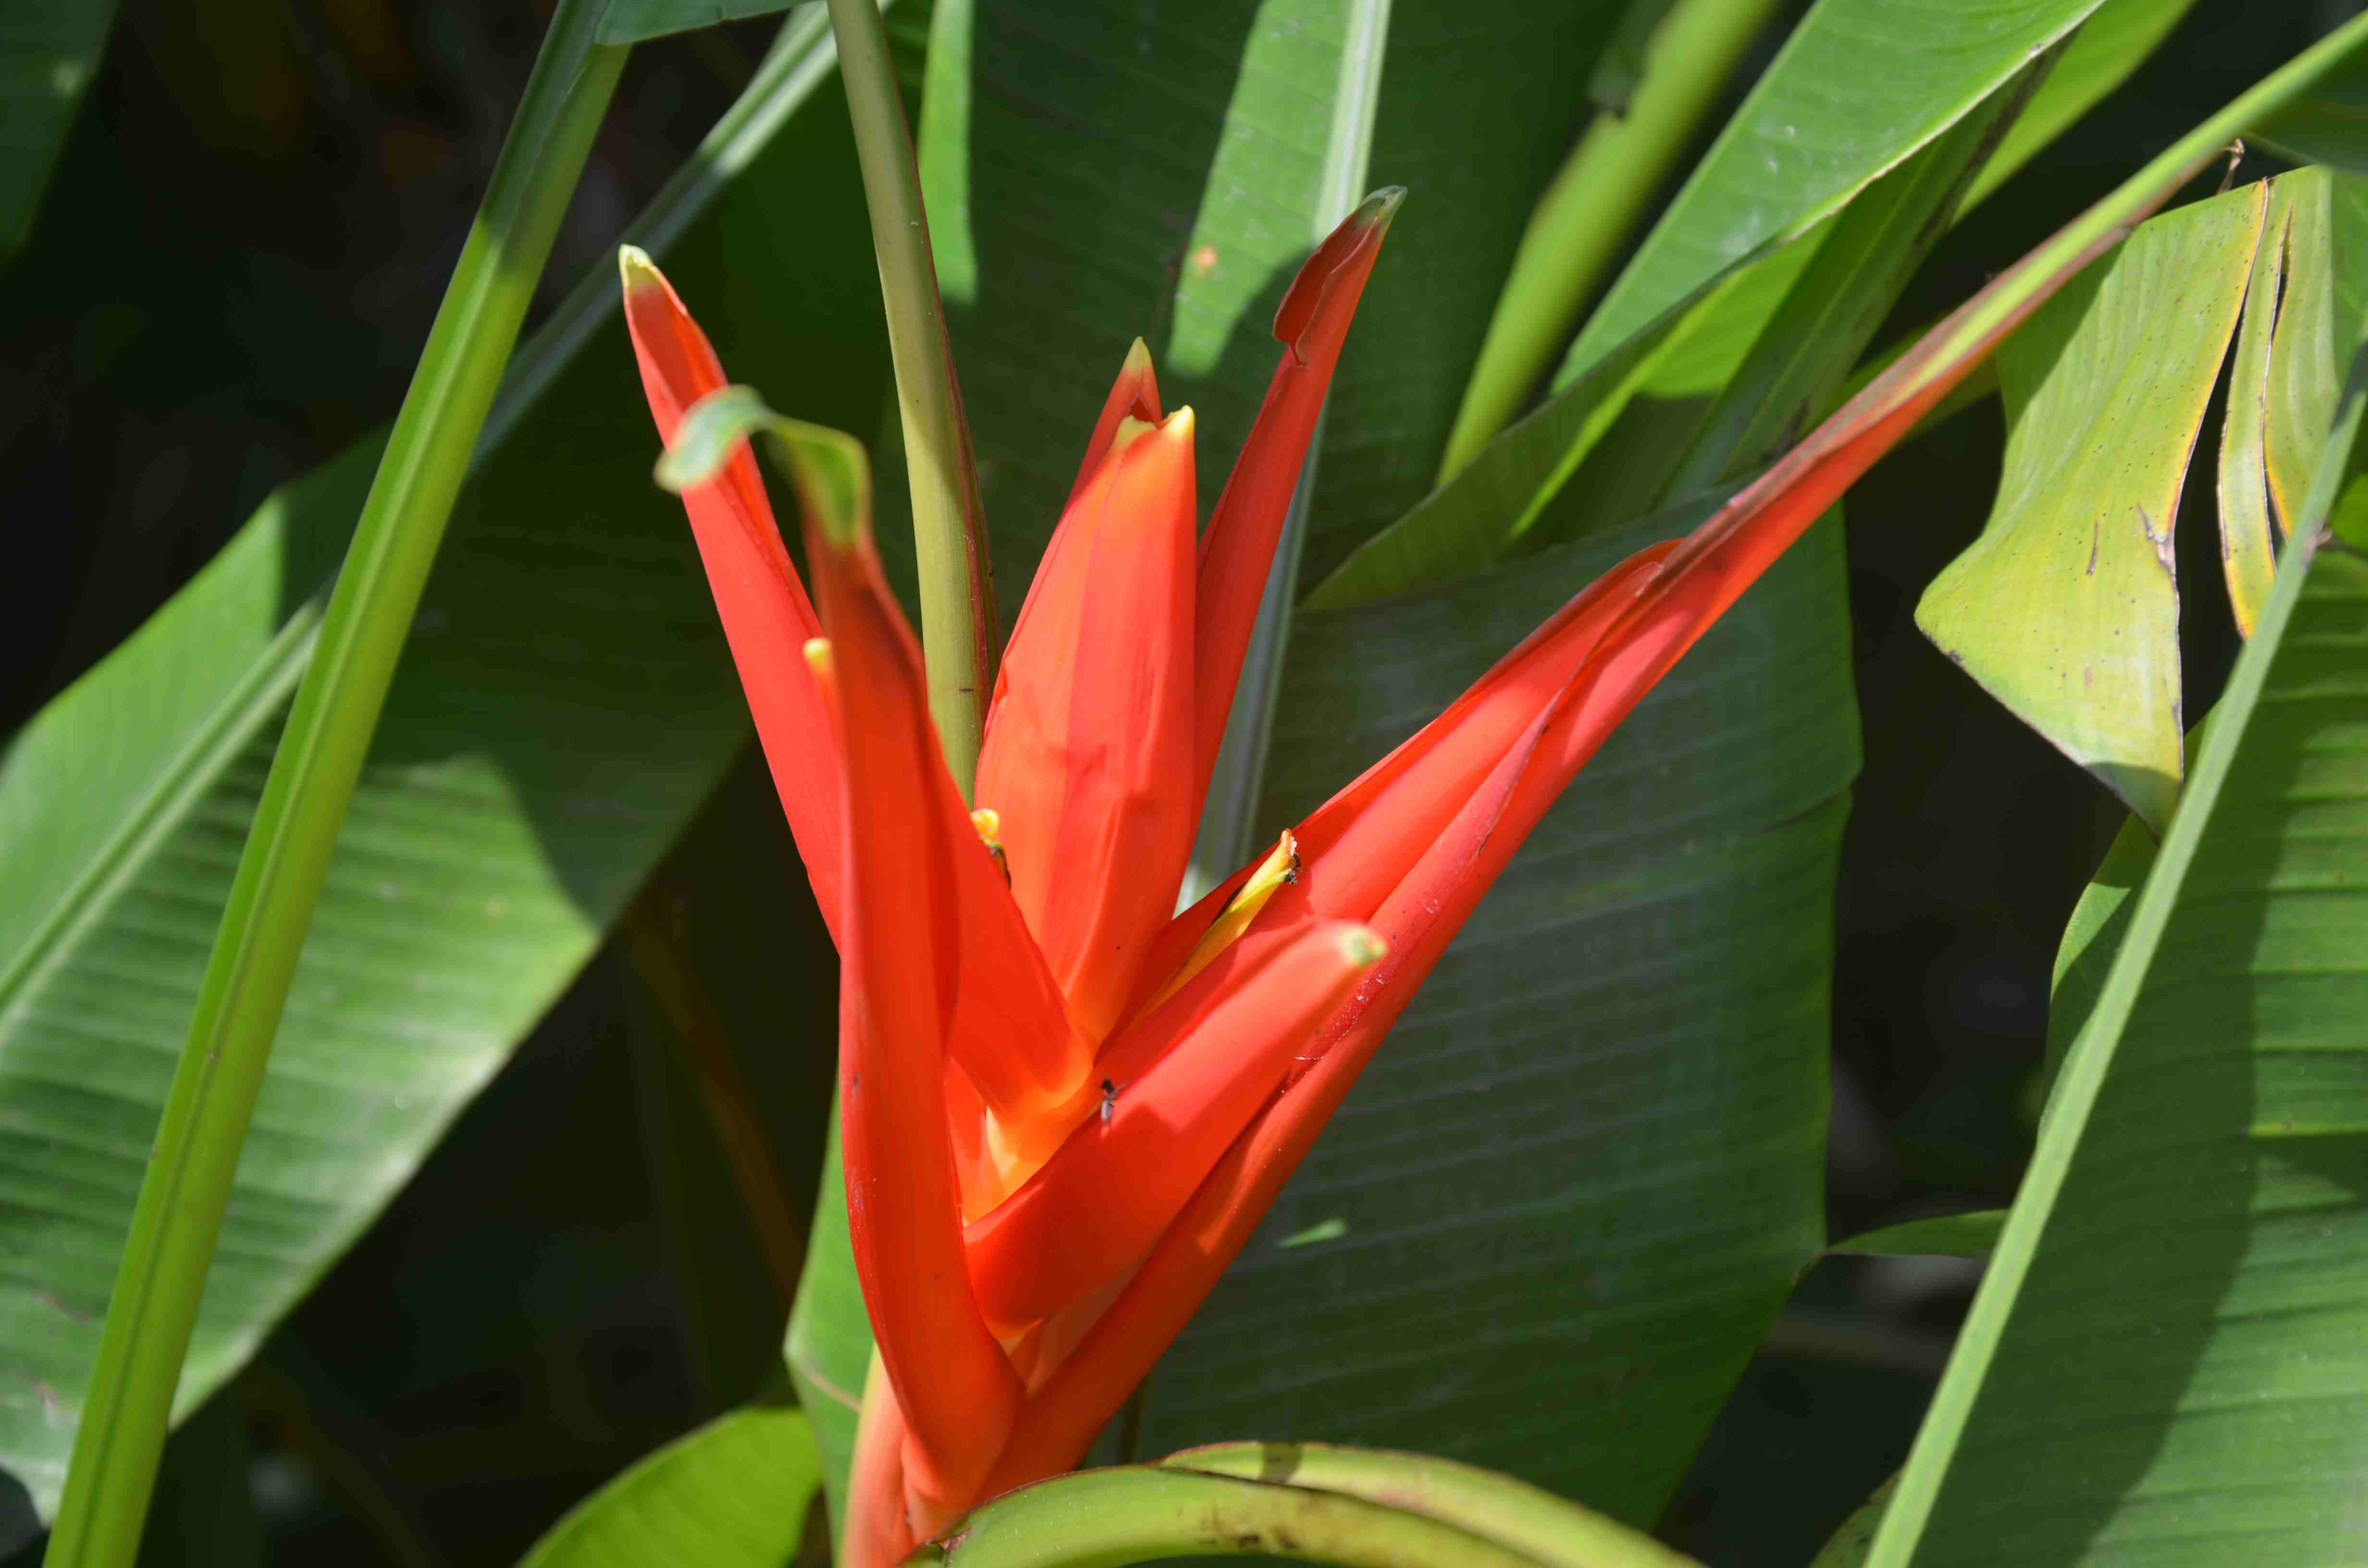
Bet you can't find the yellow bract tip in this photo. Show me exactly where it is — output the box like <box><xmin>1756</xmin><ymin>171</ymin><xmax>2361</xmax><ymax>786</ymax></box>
<box><xmin>1110</xmin><ymin>414</ymin><xmax>1159</xmax><ymax>459</ymax></box>
<box><xmin>1341</xmin><ymin>928</ymin><xmax>1387</xmax><ymax>968</ymax></box>
<box><xmin>1163</xmin><ymin>405</ymin><xmax>1196</xmax><ymax>443</ymax></box>
<box><xmin>970</xmin><ymin>807</ymin><xmax>1010</xmax><ymax>882</ymax></box>
<box><xmin>1139</xmin><ymin>830</ymin><xmax>1301</xmax><ymax>1016</ymax></box>
<box><xmin>802</xmin><ymin>637</ymin><xmax>833</xmax><ymax>677</ymax></box>
<box><xmin>618</xmin><ymin>244</ymin><xmax>659</xmax><ymax>287</ymax></box>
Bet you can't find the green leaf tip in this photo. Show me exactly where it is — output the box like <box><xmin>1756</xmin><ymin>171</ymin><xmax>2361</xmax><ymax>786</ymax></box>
<box><xmin>652</xmin><ymin>384</ymin><xmax>774</xmax><ymax>494</ymax></box>
<box><xmin>775</xmin><ymin>421</ymin><xmax>873</xmax><ymax>551</ymax></box>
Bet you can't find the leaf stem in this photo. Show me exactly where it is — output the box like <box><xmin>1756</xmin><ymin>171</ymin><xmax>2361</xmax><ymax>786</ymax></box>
<box><xmin>42</xmin><ymin>9</ymin><xmax>626</xmax><ymax>1564</ymax></box>
<box><xmin>1436</xmin><ymin>0</ymin><xmax>1783</xmax><ymax>482</ymax></box>
<box><xmin>824</xmin><ymin>0</ymin><xmax>998</xmax><ymax>796</ymax></box>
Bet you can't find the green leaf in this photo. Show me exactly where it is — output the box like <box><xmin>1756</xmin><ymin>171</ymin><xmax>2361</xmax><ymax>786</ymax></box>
<box><xmin>2263</xmin><ymin>170</ymin><xmax>2368</xmax><ymax>533</ymax></box>
<box><xmin>1666</xmin><ymin>85</ymin><xmax>2029</xmax><ymax>495</ymax></box>
<box><xmin>49</xmin><ymin>10</ymin><xmax>630</xmax><ymax>1563</ymax></box>
<box><xmin>1866</xmin><ymin>353</ymin><xmax>2368</xmax><ymax>1562</ymax></box>
<box><xmin>1955</xmin><ymin>0</ymin><xmax>2199</xmax><ymax>216</ymax></box>
<box><xmin>1807</xmin><ymin>1473</ymin><xmax>1898</xmax><ymax>1568</ymax></box>
<box><xmin>1556</xmin><ymin>0</ymin><xmax>2108</xmax><ymax>388</ymax></box>
<box><xmin>2249</xmin><ymin>41</ymin><xmax>2368</xmax><ymax>173</ymax></box>
<box><xmin>1159</xmin><ymin>1443</ymin><xmax>1701</xmax><ymax>1568</ymax></box>
<box><xmin>516</xmin><ymin>1403</ymin><xmax>819</xmax><ymax>1568</ymax></box>
<box><xmin>594</xmin><ymin>0</ymin><xmax>798</xmax><ymax>45</ymax></box>
<box><xmin>1309</xmin><ymin>0</ymin><xmax>2108</xmax><ymax>606</ymax></box>
<box><xmin>1433</xmin><ymin>0</ymin><xmax>1786</xmax><ymax>481</ymax></box>
<box><xmin>785</xmin><ymin>1116</ymin><xmax>868</xmax><ymax>1531</ymax></box>
<box><xmin>1303</xmin><ymin>319</ymin><xmax>1681</xmax><ymax>608</ymax></box>
<box><xmin>0</xmin><ymin>10</ymin><xmax>881</xmax><ymax>1531</ymax></box>
<box><xmin>2218</xmin><ymin>180</ymin><xmax>2288</xmax><ymax>639</ymax></box>
<box><xmin>1916</xmin><ymin>182</ymin><xmax>2269</xmax><ymax>835</ymax></box>
<box><xmin>1828</xmin><ymin>1213</ymin><xmax>2006</xmax><ymax>1260</ymax></box>
<box><xmin>1138</xmin><ymin>491</ymin><xmax>1855</xmax><ymax>1524</ymax></box>
<box><xmin>2036</xmin><ymin>811</ymin><xmax>2153</xmax><ymax>1095</ymax></box>
<box><xmin>0</xmin><ymin>0</ymin><xmax>116</xmax><ymax>259</ymax></box>
<box><xmin>915</xmin><ymin>1456</ymin><xmax>1700</xmax><ymax>1568</ymax></box>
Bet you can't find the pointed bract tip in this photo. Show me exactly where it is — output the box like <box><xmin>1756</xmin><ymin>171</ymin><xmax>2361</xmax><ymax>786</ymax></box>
<box><xmin>1273</xmin><ymin>189</ymin><xmax>1405</xmax><ymax>353</ymax></box>
<box><xmin>1354</xmin><ymin>186</ymin><xmax>1407</xmax><ymax>233</ymax></box>
<box><xmin>1340</xmin><ymin>927</ymin><xmax>1388</xmax><ymax>968</ymax></box>
<box><xmin>1162</xmin><ymin>405</ymin><xmax>1196</xmax><ymax>443</ymax></box>
<box><xmin>802</xmin><ymin>637</ymin><xmax>833</xmax><ymax>678</ymax></box>
<box><xmin>1123</xmin><ymin>337</ymin><xmax>1154</xmax><ymax>373</ymax></box>
<box><xmin>617</xmin><ymin>244</ymin><xmax>661</xmax><ymax>290</ymax></box>
<box><xmin>970</xmin><ymin>807</ymin><xmax>1002</xmax><ymax>842</ymax></box>
<box><xmin>1109</xmin><ymin>414</ymin><xmax>1160</xmax><ymax>460</ymax></box>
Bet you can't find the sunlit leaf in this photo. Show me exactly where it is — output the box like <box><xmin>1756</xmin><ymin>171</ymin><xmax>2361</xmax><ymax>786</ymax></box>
<box><xmin>517</xmin><ymin>1403</ymin><xmax>819</xmax><ymax>1568</ymax></box>
<box><xmin>1917</xmin><ymin>183</ymin><xmax>2269</xmax><ymax>834</ymax></box>
<box><xmin>1557</xmin><ymin>0</ymin><xmax>2107</xmax><ymax>387</ymax></box>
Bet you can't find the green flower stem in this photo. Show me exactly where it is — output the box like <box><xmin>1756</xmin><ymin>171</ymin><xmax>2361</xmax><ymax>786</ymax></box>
<box><xmin>1436</xmin><ymin>0</ymin><xmax>1782</xmax><ymax>482</ymax></box>
<box><xmin>825</xmin><ymin>0</ymin><xmax>998</xmax><ymax>796</ymax></box>
<box><xmin>42</xmin><ymin>9</ymin><xmax>627</xmax><ymax>1565</ymax></box>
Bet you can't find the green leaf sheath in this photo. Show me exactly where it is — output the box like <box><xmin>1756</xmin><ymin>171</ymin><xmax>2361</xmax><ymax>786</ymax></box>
<box><xmin>915</xmin><ymin>1465</ymin><xmax>1642</xmax><ymax>1568</ymax></box>
<box><xmin>39</xmin><ymin>12</ymin><xmax>629</xmax><ymax>1567</ymax></box>
<box><xmin>1159</xmin><ymin>1444</ymin><xmax>1701</xmax><ymax>1568</ymax></box>
<box><xmin>1868</xmin><ymin>348</ymin><xmax>2368</xmax><ymax>1562</ymax></box>
<box><xmin>825</xmin><ymin>0</ymin><xmax>997</xmax><ymax>796</ymax></box>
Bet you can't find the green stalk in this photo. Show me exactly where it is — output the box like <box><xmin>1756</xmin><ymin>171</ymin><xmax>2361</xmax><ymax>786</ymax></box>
<box><xmin>42</xmin><ymin>10</ymin><xmax>626</xmax><ymax>1565</ymax></box>
<box><xmin>1436</xmin><ymin>0</ymin><xmax>1782</xmax><ymax>482</ymax></box>
<box><xmin>824</xmin><ymin>0</ymin><xmax>997</xmax><ymax>796</ymax></box>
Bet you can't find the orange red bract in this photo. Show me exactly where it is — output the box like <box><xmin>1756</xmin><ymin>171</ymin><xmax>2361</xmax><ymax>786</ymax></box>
<box><xmin>621</xmin><ymin>187</ymin><xmax>1799</xmax><ymax>1567</ymax></box>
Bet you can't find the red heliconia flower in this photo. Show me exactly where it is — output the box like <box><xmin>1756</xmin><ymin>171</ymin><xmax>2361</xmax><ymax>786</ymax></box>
<box><xmin>621</xmin><ymin>185</ymin><xmax>1904</xmax><ymax>1566</ymax></box>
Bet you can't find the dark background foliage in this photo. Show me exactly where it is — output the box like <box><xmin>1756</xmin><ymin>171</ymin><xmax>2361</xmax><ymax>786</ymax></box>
<box><xmin>0</xmin><ymin>0</ymin><xmax>2326</xmax><ymax>1562</ymax></box>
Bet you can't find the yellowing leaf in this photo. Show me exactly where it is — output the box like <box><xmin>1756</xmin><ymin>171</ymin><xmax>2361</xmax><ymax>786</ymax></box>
<box><xmin>1916</xmin><ymin>182</ymin><xmax>2268</xmax><ymax>833</ymax></box>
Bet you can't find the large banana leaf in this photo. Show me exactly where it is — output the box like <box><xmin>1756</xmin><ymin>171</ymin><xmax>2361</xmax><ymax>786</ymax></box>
<box><xmin>0</xmin><ymin>16</ymin><xmax>882</xmax><ymax>1531</ymax></box>
<box><xmin>1865</xmin><ymin>369</ymin><xmax>2368</xmax><ymax>1560</ymax></box>
<box><xmin>1136</xmin><ymin>493</ymin><xmax>1855</xmax><ymax>1524</ymax></box>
